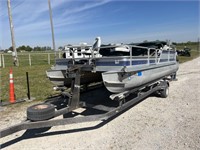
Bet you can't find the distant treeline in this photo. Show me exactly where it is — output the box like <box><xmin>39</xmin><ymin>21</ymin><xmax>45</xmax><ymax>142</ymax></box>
<box><xmin>175</xmin><ymin>41</ymin><xmax>199</xmax><ymax>51</ymax></box>
<box><xmin>1</xmin><ymin>41</ymin><xmax>199</xmax><ymax>52</ymax></box>
<box><xmin>3</xmin><ymin>45</ymin><xmax>53</xmax><ymax>52</ymax></box>
<box><xmin>175</xmin><ymin>41</ymin><xmax>199</xmax><ymax>46</ymax></box>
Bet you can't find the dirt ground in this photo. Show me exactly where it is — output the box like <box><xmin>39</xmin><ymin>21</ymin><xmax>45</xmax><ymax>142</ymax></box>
<box><xmin>0</xmin><ymin>57</ymin><xmax>200</xmax><ymax>150</ymax></box>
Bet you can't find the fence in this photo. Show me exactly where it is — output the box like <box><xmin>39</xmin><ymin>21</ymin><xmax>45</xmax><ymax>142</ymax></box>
<box><xmin>0</xmin><ymin>52</ymin><xmax>63</xmax><ymax>68</ymax></box>
<box><xmin>0</xmin><ymin>66</ymin><xmax>56</xmax><ymax>102</ymax></box>
<box><xmin>0</xmin><ymin>52</ymin><xmax>64</xmax><ymax>101</ymax></box>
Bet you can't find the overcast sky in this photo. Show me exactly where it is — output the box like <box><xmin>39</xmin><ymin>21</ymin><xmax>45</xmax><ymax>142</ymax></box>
<box><xmin>0</xmin><ymin>0</ymin><xmax>199</xmax><ymax>49</ymax></box>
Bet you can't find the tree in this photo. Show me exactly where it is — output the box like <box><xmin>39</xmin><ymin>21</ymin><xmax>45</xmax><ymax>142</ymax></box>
<box><xmin>46</xmin><ymin>46</ymin><xmax>51</xmax><ymax>51</ymax></box>
<box><xmin>17</xmin><ymin>45</ymin><xmax>25</xmax><ymax>52</ymax></box>
<box><xmin>16</xmin><ymin>45</ymin><xmax>33</xmax><ymax>52</ymax></box>
<box><xmin>172</xmin><ymin>42</ymin><xmax>177</xmax><ymax>45</ymax></box>
<box><xmin>143</xmin><ymin>40</ymin><xmax>148</xmax><ymax>43</ymax></box>
<box><xmin>58</xmin><ymin>46</ymin><xmax>64</xmax><ymax>51</ymax></box>
<box><xmin>9</xmin><ymin>46</ymin><xmax>13</xmax><ymax>51</ymax></box>
<box><xmin>21</xmin><ymin>45</ymin><xmax>26</xmax><ymax>50</ymax></box>
<box><xmin>26</xmin><ymin>46</ymin><xmax>33</xmax><ymax>51</ymax></box>
<box><xmin>33</xmin><ymin>46</ymin><xmax>42</xmax><ymax>51</ymax></box>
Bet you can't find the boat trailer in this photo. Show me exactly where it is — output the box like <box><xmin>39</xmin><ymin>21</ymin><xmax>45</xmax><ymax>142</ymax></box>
<box><xmin>0</xmin><ymin>64</ymin><xmax>172</xmax><ymax>138</ymax></box>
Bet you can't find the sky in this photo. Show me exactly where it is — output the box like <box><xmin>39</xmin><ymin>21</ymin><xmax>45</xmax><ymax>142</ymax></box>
<box><xmin>0</xmin><ymin>0</ymin><xmax>199</xmax><ymax>49</ymax></box>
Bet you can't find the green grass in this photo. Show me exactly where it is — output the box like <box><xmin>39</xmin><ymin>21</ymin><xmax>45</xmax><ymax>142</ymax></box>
<box><xmin>0</xmin><ymin>52</ymin><xmax>59</xmax><ymax>102</ymax></box>
<box><xmin>177</xmin><ymin>50</ymin><xmax>199</xmax><ymax>63</ymax></box>
<box><xmin>0</xmin><ymin>65</ymin><xmax>59</xmax><ymax>102</ymax></box>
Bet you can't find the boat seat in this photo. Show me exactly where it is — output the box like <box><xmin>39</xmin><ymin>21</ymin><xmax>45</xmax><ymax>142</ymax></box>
<box><xmin>99</xmin><ymin>48</ymin><xmax>129</xmax><ymax>56</ymax></box>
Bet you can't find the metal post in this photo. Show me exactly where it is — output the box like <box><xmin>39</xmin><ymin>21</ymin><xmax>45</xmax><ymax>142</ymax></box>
<box><xmin>155</xmin><ymin>49</ymin><xmax>157</xmax><ymax>64</ymax></box>
<box><xmin>91</xmin><ymin>50</ymin><xmax>94</xmax><ymax>59</ymax></box>
<box><xmin>2</xmin><ymin>54</ymin><xmax>5</xmax><ymax>68</ymax></box>
<box><xmin>130</xmin><ymin>46</ymin><xmax>132</xmax><ymax>66</ymax></box>
<box><xmin>69</xmin><ymin>68</ymin><xmax>81</xmax><ymax>109</ymax></box>
<box><xmin>48</xmin><ymin>0</ymin><xmax>56</xmax><ymax>59</ymax></box>
<box><xmin>0</xmin><ymin>54</ymin><xmax>2</xmax><ymax>67</ymax></box>
<box><xmin>72</xmin><ymin>49</ymin><xmax>75</xmax><ymax>64</ymax></box>
<box><xmin>26</xmin><ymin>72</ymin><xmax>30</xmax><ymax>100</ymax></box>
<box><xmin>147</xmin><ymin>48</ymin><xmax>150</xmax><ymax>65</ymax></box>
<box><xmin>7</xmin><ymin>0</ymin><xmax>18</xmax><ymax>66</ymax></box>
<box><xmin>0</xmin><ymin>61</ymin><xmax>1</xmax><ymax>102</ymax></box>
<box><xmin>168</xmin><ymin>50</ymin><xmax>170</xmax><ymax>62</ymax></box>
<box><xmin>29</xmin><ymin>54</ymin><xmax>31</xmax><ymax>66</ymax></box>
<box><xmin>48</xmin><ymin>53</ymin><xmax>50</xmax><ymax>64</ymax></box>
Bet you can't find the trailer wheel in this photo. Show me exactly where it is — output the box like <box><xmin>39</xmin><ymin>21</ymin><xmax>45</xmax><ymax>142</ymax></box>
<box><xmin>160</xmin><ymin>85</ymin><xmax>169</xmax><ymax>98</ymax></box>
<box><xmin>27</xmin><ymin>103</ymin><xmax>55</xmax><ymax>121</ymax></box>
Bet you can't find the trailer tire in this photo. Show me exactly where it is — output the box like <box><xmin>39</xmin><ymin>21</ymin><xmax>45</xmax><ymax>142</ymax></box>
<box><xmin>160</xmin><ymin>85</ymin><xmax>169</xmax><ymax>98</ymax></box>
<box><xmin>27</xmin><ymin>103</ymin><xmax>55</xmax><ymax>121</ymax></box>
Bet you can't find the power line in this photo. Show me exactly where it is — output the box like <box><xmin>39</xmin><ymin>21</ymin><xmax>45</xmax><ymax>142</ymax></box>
<box><xmin>0</xmin><ymin>0</ymin><xmax>25</xmax><ymax>17</ymax></box>
<box><xmin>12</xmin><ymin>0</ymin><xmax>25</xmax><ymax>10</ymax></box>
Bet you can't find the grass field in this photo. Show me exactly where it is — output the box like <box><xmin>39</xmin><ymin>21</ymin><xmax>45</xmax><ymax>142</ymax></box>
<box><xmin>0</xmin><ymin>44</ymin><xmax>199</xmax><ymax>102</ymax></box>
<box><xmin>0</xmin><ymin>52</ymin><xmax>58</xmax><ymax>102</ymax></box>
<box><xmin>178</xmin><ymin>50</ymin><xmax>199</xmax><ymax>63</ymax></box>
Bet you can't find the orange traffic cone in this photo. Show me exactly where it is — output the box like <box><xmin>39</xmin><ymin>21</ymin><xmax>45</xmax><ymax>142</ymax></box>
<box><xmin>9</xmin><ymin>68</ymin><xmax>15</xmax><ymax>103</ymax></box>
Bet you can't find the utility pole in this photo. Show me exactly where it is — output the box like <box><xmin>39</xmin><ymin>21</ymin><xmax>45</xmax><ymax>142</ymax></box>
<box><xmin>48</xmin><ymin>0</ymin><xmax>56</xmax><ymax>58</ymax></box>
<box><xmin>7</xmin><ymin>0</ymin><xmax>18</xmax><ymax>66</ymax></box>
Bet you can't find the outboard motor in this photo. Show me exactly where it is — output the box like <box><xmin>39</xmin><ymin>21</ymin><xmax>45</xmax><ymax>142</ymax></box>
<box><xmin>92</xmin><ymin>37</ymin><xmax>101</xmax><ymax>51</ymax></box>
<box><xmin>90</xmin><ymin>37</ymin><xmax>101</xmax><ymax>59</ymax></box>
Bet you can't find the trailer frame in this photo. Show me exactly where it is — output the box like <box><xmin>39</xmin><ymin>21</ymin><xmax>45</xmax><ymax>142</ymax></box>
<box><xmin>0</xmin><ymin>78</ymin><xmax>168</xmax><ymax>138</ymax></box>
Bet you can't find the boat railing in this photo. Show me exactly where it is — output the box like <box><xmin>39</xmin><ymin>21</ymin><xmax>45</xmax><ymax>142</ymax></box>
<box><xmin>128</xmin><ymin>45</ymin><xmax>176</xmax><ymax>65</ymax></box>
<box><xmin>62</xmin><ymin>45</ymin><xmax>176</xmax><ymax>66</ymax></box>
<box><xmin>128</xmin><ymin>45</ymin><xmax>159</xmax><ymax>65</ymax></box>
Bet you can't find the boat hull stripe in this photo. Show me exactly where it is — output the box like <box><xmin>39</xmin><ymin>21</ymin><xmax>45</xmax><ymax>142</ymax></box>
<box><xmin>96</xmin><ymin>59</ymin><xmax>175</xmax><ymax>66</ymax></box>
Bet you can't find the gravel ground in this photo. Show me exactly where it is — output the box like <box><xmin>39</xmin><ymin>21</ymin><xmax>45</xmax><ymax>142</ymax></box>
<box><xmin>0</xmin><ymin>57</ymin><xmax>200</xmax><ymax>150</ymax></box>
